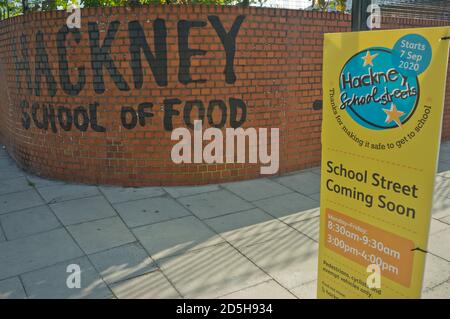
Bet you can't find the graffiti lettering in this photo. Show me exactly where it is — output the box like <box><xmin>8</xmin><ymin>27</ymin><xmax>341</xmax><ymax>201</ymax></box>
<box><xmin>208</xmin><ymin>15</ymin><xmax>245</xmax><ymax>84</ymax></box>
<box><xmin>12</xmin><ymin>35</ymin><xmax>33</xmax><ymax>94</ymax></box>
<box><xmin>15</xmin><ymin>15</ymin><xmax>247</xmax><ymax>133</ymax></box>
<box><xmin>162</xmin><ymin>98</ymin><xmax>247</xmax><ymax>131</ymax></box>
<box><xmin>15</xmin><ymin>15</ymin><xmax>245</xmax><ymax>97</ymax></box>
<box><xmin>21</xmin><ymin>100</ymin><xmax>106</xmax><ymax>133</ymax></box>
<box><xmin>35</xmin><ymin>31</ymin><xmax>57</xmax><ymax>97</ymax></box>
<box><xmin>129</xmin><ymin>20</ymin><xmax>168</xmax><ymax>88</ymax></box>
<box><xmin>88</xmin><ymin>21</ymin><xmax>130</xmax><ymax>93</ymax></box>
<box><xmin>120</xmin><ymin>102</ymin><xmax>154</xmax><ymax>130</ymax></box>
<box><xmin>57</xmin><ymin>26</ymin><xmax>86</xmax><ymax>95</ymax></box>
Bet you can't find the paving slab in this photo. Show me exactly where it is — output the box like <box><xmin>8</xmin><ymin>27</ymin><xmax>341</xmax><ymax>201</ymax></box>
<box><xmin>422</xmin><ymin>280</ymin><xmax>450</xmax><ymax>299</ymax></box>
<box><xmin>178</xmin><ymin>190</ymin><xmax>254</xmax><ymax>220</ymax></box>
<box><xmin>437</xmin><ymin>161</ymin><xmax>450</xmax><ymax>177</ymax></box>
<box><xmin>0</xmin><ymin>205</ymin><xmax>61</xmax><ymax>240</ymax></box>
<box><xmin>429</xmin><ymin>219</ymin><xmax>449</xmax><ymax>236</ymax></box>
<box><xmin>133</xmin><ymin>215</ymin><xmax>224</xmax><ymax>260</ymax></box>
<box><xmin>219</xmin><ymin>280</ymin><xmax>296</xmax><ymax>299</ymax></box>
<box><xmin>440</xmin><ymin>142</ymin><xmax>450</xmax><ymax>152</ymax></box>
<box><xmin>157</xmin><ymin>243</ymin><xmax>270</xmax><ymax>298</ymax></box>
<box><xmin>25</xmin><ymin>174</ymin><xmax>66</xmax><ymax>188</ymax></box>
<box><xmin>274</xmin><ymin>171</ymin><xmax>321</xmax><ymax>195</ymax></box>
<box><xmin>110</xmin><ymin>271</ymin><xmax>181</xmax><ymax>299</ymax></box>
<box><xmin>0</xmin><ymin>225</ymin><xmax>5</xmax><ymax>242</ymax></box>
<box><xmin>204</xmin><ymin>208</ymin><xmax>291</xmax><ymax>248</ymax></box>
<box><xmin>0</xmin><ymin>167</ymin><xmax>24</xmax><ymax>180</ymax></box>
<box><xmin>289</xmin><ymin>280</ymin><xmax>317</xmax><ymax>299</ymax></box>
<box><xmin>0</xmin><ymin>141</ymin><xmax>448</xmax><ymax>299</ymax></box>
<box><xmin>308</xmin><ymin>192</ymin><xmax>321</xmax><ymax>202</ymax></box>
<box><xmin>253</xmin><ymin>192</ymin><xmax>319</xmax><ymax>223</ymax></box>
<box><xmin>239</xmin><ymin>231</ymin><xmax>319</xmax><ymax>289</ymax></box>
<box><xmin>67</xmin><ymin>217</ymin><xmax>135</xmax><ymax>255</ymax></box>
<box><xmin>0</xmin><ymin>277</ymin><xmax>27</xmax><ymax>299</ymax></box>
<box><xmin>434</xmin><ymin>176</ymin><xmax>450</xmax><ymax>198</ymax></box>
<box><xmin>440</xmin><ymin>144</ymin><xmax>450</xmax><ymax>154</ymax></box>
<box><xmin>164</xmin><ymin>184</ymin><xmax>220</xmax><ymax>199</ymax></box>
<box><xmin>0</xmin><ymin>228</ymin><xmax>84</xmax><ymax>280</ymax></box>
<box><xmin>439</xmin><ymin>151</ymin><xmax>450</xmax><ymax>163</ymax></box>
<box><xmin>21</xmin><ymin>257</ymin><xmax>112</xmax><ymax>299</ymax></box>
<box><xmin>114</xmin><ymin>196</ymin><xmax>192</xmax><ymax>228</ymax></box>
<box><xmin>427</xmin><ymin>222</ymin><xmax>450</xmax><ymax>261</ymax></box>
<box><xmin>38</xmin><ymin>184</ymin><xmax>100</xmax><ymax>204</ymax></box>
<box><xmin>440</xmin><ymin>215</ymin><xmax>450</xmax><ymax>224</ymax></box>
<box><xmin>0</xmin><ymin>177</ymin><xmax>33</xmax><ymax>196</ymax></box>
<box><xmin>50</xmin><ymin>196</ymin><xmax>117</xmax><ymax>226</ymax></box>
<box><xmin>100</xmin><ymin>186</ymin><xmax>166</xmax><ymax>204</ymax></box>
<box><xmin>422</xmin><ymin>254</ymin><xmax>450</xmax><ymax>291</ymax></box>
<box><xmin>89</xmin><ymin>242</ymin><xmax>157</xmax><ymax>285</ymax></box>
<box><xmin>431</xmin><ymin>195</ymin><xmax>450</xmax><ymax>220</ymax></box>
<box><xmin>290</xmin><ymin>217</ymin><xmax>320</xmax><ymax>242</ymax></box>
<box><xmin>221</xmin><ymin>178</ymin><xmax>292</xmax><ymax>202</ymax></box>
<box><xmin>0</xmin><ymin>156</ymin><xmax>14</xmax><ymax>165</ymax></box>
<box><xmin>0</xmin><ymin>189</ymin><xmax>44</xmax><ymax>215</ymax></box>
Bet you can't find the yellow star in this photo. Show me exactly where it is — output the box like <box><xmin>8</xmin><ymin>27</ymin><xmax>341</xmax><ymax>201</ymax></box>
<box><xmin>383</xmin><ymin>104</ymin><xmax>405</xmax><ymax>128</ymax></box>
<box><xmin>361</xmin><ymin>51</ymin><xmax>378</xmax><ymax>67</ymax></box>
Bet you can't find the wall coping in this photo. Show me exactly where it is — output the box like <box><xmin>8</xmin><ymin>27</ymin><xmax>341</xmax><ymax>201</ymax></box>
<box><xmin>1</xmin><ymin>4</ymin><xmax>447</xmax><ymax>30</ymax></box>
<box><xmin>0</xmin><ymin>4</ymin><xmax>353</xmax><ymax>27</ymax></box>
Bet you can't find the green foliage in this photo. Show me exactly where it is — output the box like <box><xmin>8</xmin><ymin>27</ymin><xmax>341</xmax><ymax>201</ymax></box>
<box><xmin>58</xmin><ymin>0</ymin><xmax>78</xmax><ymax>9</ymax></box>
<box><xmin>311</xmin><ymin>0</ymin><xmax>348</xmax><ymax>12</ymax></box>
<box><xmin>24</xmin><ymin>0</ymin><xmax>73</xmax><ymax>11</ymax></box>
<box><xmin>81</xmin><ymin>0</ymin><xmax>128</xmax><ymax>8</ymax></box>
<box><xmin>138</xmin><ymin>0</ymin><xmax>165</xmax><ymax>5</ymax></box>
<box><xmin>0</xmin><ymin>0</ymin><xmax>249</xmax><ymax>20</ymax></box>
<box><xmin>80</xmin><ymin>0</ymin><xmax>237</xmax><ymax>6</ymax></box>
<box><xmin>0</xmin><ymin>0</ymin><xmax>22</xmax><ymax>18</ymax></box>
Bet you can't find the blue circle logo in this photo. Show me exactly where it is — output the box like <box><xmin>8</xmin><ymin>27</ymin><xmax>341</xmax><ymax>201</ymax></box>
<box><xmin>392</xmin><ymin>34</ymin><xmax>432</xmax><ymax>77</ymax></box>
<box><xmin>339</xmin><ymin>47</ymin><xmax>419</xmax><ymax>130</ymax></box>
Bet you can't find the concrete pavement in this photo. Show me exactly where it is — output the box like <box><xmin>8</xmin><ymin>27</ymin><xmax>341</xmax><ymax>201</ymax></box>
<box><xmin>0</xmin><ymin>142</ymin><xmax>449</xmax><ymax>299</ymax></box>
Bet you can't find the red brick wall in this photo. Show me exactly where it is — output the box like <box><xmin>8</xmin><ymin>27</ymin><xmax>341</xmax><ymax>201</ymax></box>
<box><xmin>0</xmin><ymin>5</ymin><xmax>448</xmax><ymax>186</ymax></box>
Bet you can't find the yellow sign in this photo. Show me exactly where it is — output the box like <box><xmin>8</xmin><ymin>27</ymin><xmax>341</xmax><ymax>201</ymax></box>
<box><xmin>317</xmin><ymin>27</ymin><xmax>450</xmax><ymax>299</ymax></box>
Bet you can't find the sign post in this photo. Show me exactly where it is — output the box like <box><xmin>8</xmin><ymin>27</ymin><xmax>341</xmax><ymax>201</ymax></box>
<box><xmin>351</xmin><ymin>0</ymin><xmax>372</xmax><ymax>31</ymax></box>
<box><xmin>317</xmin><ymin>26</ymin><xmax>450</xmax><ymax>298</ymax></box>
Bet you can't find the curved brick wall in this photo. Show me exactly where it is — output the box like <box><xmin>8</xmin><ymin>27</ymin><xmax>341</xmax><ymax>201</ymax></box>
<box><xmin>0</xmin><ymin>5</ymin><xmax>448</xmax><ymax>186</ymax></box>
